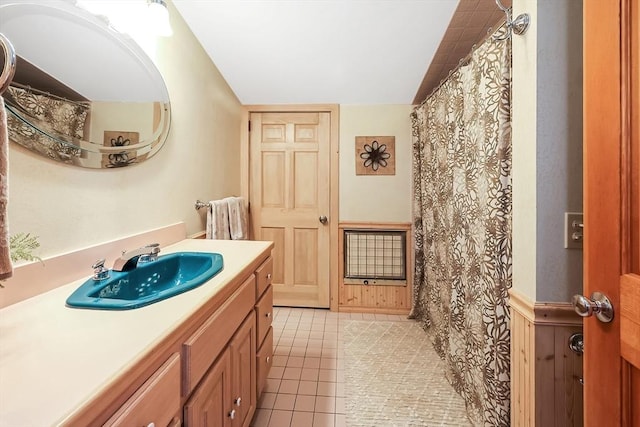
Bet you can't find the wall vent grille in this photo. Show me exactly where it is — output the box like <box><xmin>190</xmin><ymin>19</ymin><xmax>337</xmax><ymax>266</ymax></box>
<box><xmin>343</xmin><ymin>229</ymin><xmax>406</xmax><ymax>284</ymax></box>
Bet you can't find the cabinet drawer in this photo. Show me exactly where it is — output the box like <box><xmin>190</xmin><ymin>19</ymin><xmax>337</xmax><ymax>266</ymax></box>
<box><xmin>104</xmin><ymin>353</ymin><xmax>181</xmax><ymax>427</ymax></box>
<box><xmin>256</xmin><ymin>327</ymin><xmax>273</xmax><ymax>398</ymax></box>
<box><xmin>255</xmin><ymin>257</ymin><xmax>273</xmax><ymax>299</ymax></box>
<box><xmin>183</xmin><ymin>275</ymin><xmax>256</xmax><ymax>395</ymax></box>
<box><xmin>255</xmin><ymin>285</ymin><xmax>273</xmax><ymax>346</ymax></box>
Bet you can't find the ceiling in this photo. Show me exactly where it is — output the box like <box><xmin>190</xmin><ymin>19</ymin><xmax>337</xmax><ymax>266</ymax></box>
<box><xmin>173</xmin><ymin>0</ymin><xmax>507</xmax><ymax>105</ymax></box>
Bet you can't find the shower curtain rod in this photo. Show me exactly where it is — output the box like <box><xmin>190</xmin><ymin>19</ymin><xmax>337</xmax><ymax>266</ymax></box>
<box><xmin>417</xmin><ymin>20</ymin><xmax>508</xmax><ymax>107</ymax></box>
<box><xmin>8</xmin><ymin>82</ymin><xmax>90</xmax><ymax>108</ymax></box>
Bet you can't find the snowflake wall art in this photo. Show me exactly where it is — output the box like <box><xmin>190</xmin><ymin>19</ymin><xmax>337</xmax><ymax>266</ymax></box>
<box><xmin>355</xmin><ymin>136</ymin><xmax>395</xmax><ymax>175</ymax></box>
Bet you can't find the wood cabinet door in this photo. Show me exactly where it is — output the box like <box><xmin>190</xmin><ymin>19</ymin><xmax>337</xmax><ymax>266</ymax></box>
<box><xmin>104</xmin><ymin>353</ymin><xmax>181</xmax><ymax>427</ymax></box>
<box><xmin>584</xmin><ymin>0</ymin><xmax>640</xmax><ymax>424</ymax></box>
<box><xmin>184</xmin><ymin>348</ymin><xmax>232</xmax><ymax>427</ymax></box>
<box><xmin>230</xmin><ymin>311</ymin><xmax>256</xmax><ymax>427</ymax></box>
<box><xmin>249</xmin><ymin>111</ymin><xmax>331</xmax><ymax>308</ymax></box>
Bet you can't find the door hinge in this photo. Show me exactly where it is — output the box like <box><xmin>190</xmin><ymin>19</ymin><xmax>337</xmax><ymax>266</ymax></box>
<box><xmin>248</xmin><ymin>121</ymin><xmax>251</xmax><ymax>132</ymax></box>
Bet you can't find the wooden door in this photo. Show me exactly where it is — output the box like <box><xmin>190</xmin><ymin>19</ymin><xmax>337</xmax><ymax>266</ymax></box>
<box><xmin>229</xmin><ymin>311</ymin><xmax>256</xmax><ymax>427</ymax></box>
<box><xmin>249</xmin><ymin>112</ymin><xmax>331</xmax><ymax>307</ymax></box>
<box><xmin>584</xmin><ymin>0</ymin><xmax>640</xmax><ymax>424</ymax></box>
<box><xmin>184</xmin><ymin>348</ymin><xmax>231</xmax><ymax>427</ymax></box>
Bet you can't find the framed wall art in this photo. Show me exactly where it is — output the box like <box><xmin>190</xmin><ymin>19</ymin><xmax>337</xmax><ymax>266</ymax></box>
<box><xmin>355</xmin><ymin>136</ymin><xmax>395</xmax><ymax>175</ymax></box>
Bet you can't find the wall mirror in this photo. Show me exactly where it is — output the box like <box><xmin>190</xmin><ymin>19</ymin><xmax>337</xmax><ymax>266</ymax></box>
<box><xmin>0</xmin><ymin>0</ymin><xmax>171</xmax><ymax>168</ymax></box>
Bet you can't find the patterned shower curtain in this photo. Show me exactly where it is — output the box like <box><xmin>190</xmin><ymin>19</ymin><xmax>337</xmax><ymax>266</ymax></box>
<box><xmin>410</xmin><ymin>33</ymin><xmax>512</xmax><ymax>426</ymax></box>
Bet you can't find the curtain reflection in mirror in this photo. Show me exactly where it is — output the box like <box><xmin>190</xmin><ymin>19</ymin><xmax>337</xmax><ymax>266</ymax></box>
<box><xmin>5</xmin><ymin>85</ymin><xmax>89</xmax><ymax>163</ymax></box>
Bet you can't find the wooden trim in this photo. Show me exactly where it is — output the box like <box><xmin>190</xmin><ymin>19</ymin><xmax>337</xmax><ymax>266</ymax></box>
<box><xmin>241</xmin><ymin>104</ymin><xmax>340</xmax><ymax>310</ymax></box>
<box><xmin>509</xmin><ymin>289</ymin><xmax>584</xmax><ymax>426</ymax></box>
<box><xmin>338</xmin><ymin>221</ymin><xmax>411</xmax><ymax>230</ymax></box>
<box><xmin>509</xmin><ymin>289</ymin><xmax>584</xmax><ymax>326</ymax></box>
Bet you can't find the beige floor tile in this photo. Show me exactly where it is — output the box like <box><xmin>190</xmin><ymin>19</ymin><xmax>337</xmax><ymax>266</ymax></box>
<box><xmin>272</xmin><ymin>355</ymin><xmax>288</xmax><ymax>367</ymax></box>
<box><xmin>308</xmin><ymin>339</ymin><xmax>324</xmax><ymax>349</ymax></box>
<box><xmin>278</xmin><ymin>379</ymin><xmax>299</xmax><ymax>394</ymax></box>
<box><xmin>282</xmin><ymin>367</ymin><xmax>302</xmax><ymax>380</ymax></box>
<box><xmin>264</xmin><ymin>378</ymin><xmax>281</xmax><ymax>393</ymax></box>
<box><xmin>274</xmin><ymin>394</ymin><xmax>296</xmax><ymax>411</ymax></box>
<box><xmin>293</xmin><ymin>338</ymin><xmax>308</xmax><ymax>347</ymax></box>
<box><xmin>268</xmin><ymin>410</ymin><xmax>293</xmax><ymax>427</ymax></box>
<box><xmin>297</xmin><ymin>380</ymin><xmax>318</xmax><ymax>395</ymax></box>
<box><xmin>251</xmin><ymin>408</ymin><xmax>271</xmax><ymax>427</ymax></box>
<box><xmin>312</xmin><ymin>412</ymin><xmax>335</xmax><ymax>427</ymax></box>
<box><xmin>309</xmin><ymin>331</ymin><xmax>324</xmax><ymax>339</ymax></box>
<box><xmin>320</xmin><ymin>358</ymin><xmax>337</xmax><ymax>369</ymax></box>
<box><xmin>321</xmin><ymin>347</ymin><xmax>337</xmax><ymax>358</ymax></box>
<box><xmin>252</xmin><ymin>309</ymin><xmax>471</xmax><ymax>427</ymax></box>
<box><xmin>303</xmin><ymin>357</ymin><xmax>321</xmax><ymax>368</ymax></box>
<box><xmin>294</xmin><ymin>394</ymin><xmax>316</xmax><ymax>412</ymax></box>
<box><xmin>300</xmin><ymin>368</ymin><xmax>319</xmax><ymax>381</ymax></box>
<box><xmin>305</xmin><ymin>347</ymin><xmax>322</xmax><ymax>357</ymax></box>
<box><xmin>258</xmin><ymin>392</ymin><xmax>277</xmax><ymax>409</ymax></box>
<box><xmin>267</xmin><ymin>366</ymin><xmax>285</xmax><ymax>379</ymax></box>
<box><xmin>274</xmin><ymin>346</ymin><xmax>291</xmax><ymax>356</ymax></box>
<box><xmin>291</xmin><ymin>411</ymin><xmax>314</xmax><ymax>427</ymax></box>
<box><xmin>297</xmin><ymin>322</ymin><xmax>312</xmax><ymax>331</ymax></box>
<box><xmin>278</xmin><ymin>337</ymin><xmax>294</xmax><ymax>346</ymax></box>
<box><xmin>318</xmin><ymin>369</ymin><xmax>336</xmax><ymax>382</ymax></box>
<box><xmin>287</xmin><ymin>356</ymin><xmax>305</xmax><ymax>368</ymax></box>
<box><xmin>290</xmin><ymin>346</ymin><xmax>307</xmax><ymax>357</ymax></box>
<box><xmin>314</xmin><ymin>396</ymin><xmax>336</xmax><ymax>413</ymax></box>
<box><xmin>316</xmin><ymin>381</ymin><xmax>336</xmax><ymax>397</ymax></box>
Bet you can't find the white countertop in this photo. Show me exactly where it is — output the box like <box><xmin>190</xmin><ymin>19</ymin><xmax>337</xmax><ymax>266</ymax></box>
<box><xmin>0</xmin><ymin>239</ymin><xmax>272</xmax><ymax>427</ymax></box>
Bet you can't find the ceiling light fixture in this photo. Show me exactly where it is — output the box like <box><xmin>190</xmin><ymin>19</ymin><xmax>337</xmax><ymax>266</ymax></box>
<box><xmin>147</xmin><ymin>0</ymin><xmax>173</xmax><ymax>37</ymax></box>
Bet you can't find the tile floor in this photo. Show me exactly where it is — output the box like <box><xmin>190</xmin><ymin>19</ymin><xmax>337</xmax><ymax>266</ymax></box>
<box><xmin>250</xmin><ymin>308</ymin><xmax>415</xmax><ymax>427</ymax></box>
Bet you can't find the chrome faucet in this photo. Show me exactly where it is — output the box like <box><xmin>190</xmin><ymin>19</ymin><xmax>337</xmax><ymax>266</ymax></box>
<box><xmin>112</xmin><ymin>243</ymin><xmax>161</xmax><ymax>272</ymax></box>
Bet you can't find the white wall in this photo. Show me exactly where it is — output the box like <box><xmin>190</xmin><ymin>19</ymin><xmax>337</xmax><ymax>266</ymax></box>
<box><xmin>7</xmin><ymin>1</ymin><xmax>242</xmax><ymax>259</ymax></box>
<box><xmin>339</xmin><ymin>105</ymin><xmax>412</xmax><ymax>223</ymax></box>
<box><xmin>512</xmin><ymin>0</ymin><xmax>583</xmax><ymax>302</ymax></box>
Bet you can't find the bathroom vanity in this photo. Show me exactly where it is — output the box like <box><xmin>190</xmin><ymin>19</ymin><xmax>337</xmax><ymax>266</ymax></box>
<box><xmin>0</xmin><ymin>239</ymin><xmax>273</xmax><ymax>426</ymax></box>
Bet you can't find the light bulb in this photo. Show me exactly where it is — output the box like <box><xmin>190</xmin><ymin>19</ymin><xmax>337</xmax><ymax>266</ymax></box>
<box><xmin>148</xmin><ymin>0</ymin><xmax>172</xmax><ymax>37</ymax></box>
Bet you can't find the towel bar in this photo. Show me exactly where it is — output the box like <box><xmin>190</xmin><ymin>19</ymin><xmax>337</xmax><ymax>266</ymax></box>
<box><xmin>195</xmin><ymin>200</ymin><xmax>212</xmax><ymax>210</ymax></box>
<box><xmin>0</xmin><ymin>33</ymin><xmax>16</xmax><ymax>96</ymax></box>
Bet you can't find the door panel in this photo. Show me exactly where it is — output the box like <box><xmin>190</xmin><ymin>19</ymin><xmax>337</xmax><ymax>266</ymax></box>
<box><xmin>250</xmin><ymin>111</ymin><xmax>330</xmax><ymax>307</ymax></box>
<box><xmin>584</xmin><ymin>0</ymin><xmax>640</xmax><ymax>424</ymax></box>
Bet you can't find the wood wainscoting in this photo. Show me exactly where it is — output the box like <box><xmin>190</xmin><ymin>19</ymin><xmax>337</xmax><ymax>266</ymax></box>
<box><xmin>509</xmin><ymin>289</ymin><xmax>584</xmax><ymax>427</ymax></box>
<box><xmin>338</xmin><ymin>222</ymin><xmax>412</xmax><ymax>314</ymax></box>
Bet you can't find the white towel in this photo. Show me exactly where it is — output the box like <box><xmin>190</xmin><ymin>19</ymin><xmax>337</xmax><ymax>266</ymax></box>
<box><xmin>225</xmin><ymin>196</ymin><xmax>249</xmax><ymax>240</ymax></box>
<box><xmin>206</xmin><ymin>199</ymin><xmax>231</xmax><ymax>240</ymax></box>
<box><xmin>0</xmin><ymin>97</ymin><xmax>12</xmax><ymax>280</ymax></box>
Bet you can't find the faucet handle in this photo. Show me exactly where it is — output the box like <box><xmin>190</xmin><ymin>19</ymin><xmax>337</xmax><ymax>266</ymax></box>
<box><xmin>92</xmin><ymin>258</ymin><xmax>106</xmax><ymax>269</ymax></box>
<box><xmin>146</xmin><ymin>243</ymin><xmax>161</xmax><ymax>254</ymax></box>
<box><xmin>92</xmin><ymin>258</ymin><xmax>110</xmax><ymax>281</ymax></box>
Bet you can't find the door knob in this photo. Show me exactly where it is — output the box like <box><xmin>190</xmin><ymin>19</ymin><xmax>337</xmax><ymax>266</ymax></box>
<box><xmin>319</xmin><ymin>215</ymin><xmax>328</xmax><ymax>225</ymax></box>
<box><xmin>568</xmin><ymin>332</ymin><xmax>584</xmax><ymax>355</ymax></box>
<box><xmin>571</xmin><ymin>291</ymin><xmax>614</xmax><ymax>323</ymax></box>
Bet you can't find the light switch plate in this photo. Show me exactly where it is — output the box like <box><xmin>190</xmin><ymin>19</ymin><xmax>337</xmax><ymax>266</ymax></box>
<box><xmin>565</xmin><ymin>212</ymin><xmax>584</xmax><ymax>249</ymax></box>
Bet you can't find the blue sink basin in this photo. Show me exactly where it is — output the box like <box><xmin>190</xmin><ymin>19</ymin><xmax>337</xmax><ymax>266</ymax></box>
<box><xmin>66</xmin><ymin>252</ymin><xmax>224</xmax><ymax>310</ymax></box>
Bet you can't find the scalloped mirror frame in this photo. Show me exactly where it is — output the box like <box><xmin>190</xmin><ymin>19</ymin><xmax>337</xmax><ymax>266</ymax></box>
<box><xmin>0</xmin><ymin>0</ymin><xmax>171</xmax><ymax>169</ymax></box>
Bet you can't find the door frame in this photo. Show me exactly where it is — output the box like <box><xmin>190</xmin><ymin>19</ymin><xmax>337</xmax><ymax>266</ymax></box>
<box><xmin>240</xmin><ymin>105</ymin><xmax>340</xmax><ymax>311</ymax></box>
